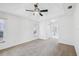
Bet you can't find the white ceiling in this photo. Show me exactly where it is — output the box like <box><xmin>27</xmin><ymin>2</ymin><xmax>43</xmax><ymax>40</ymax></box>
<box><xmin>0</xmin><ymin>3</ymin><xmax>76</xmax><ymax>22</ymax></box>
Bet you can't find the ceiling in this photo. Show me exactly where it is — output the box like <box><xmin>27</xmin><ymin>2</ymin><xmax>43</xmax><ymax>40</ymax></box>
<box><xmin>0</xmin><ymin>3</ymin><xmax>76</xmax><ymax>22</ymax></box>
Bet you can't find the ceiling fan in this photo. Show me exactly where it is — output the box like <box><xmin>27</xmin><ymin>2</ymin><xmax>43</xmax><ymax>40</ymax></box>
<box><xmin>25</xmin><ymin>3</ymin><xmax>48</xmax><ymax>16</ymax></box>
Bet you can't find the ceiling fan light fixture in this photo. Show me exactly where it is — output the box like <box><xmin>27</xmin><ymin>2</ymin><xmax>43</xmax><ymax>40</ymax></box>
<box><xmin>33</xmin><ymin>12</ymin><xmax>39</xmax><ymax>16</ymax></box>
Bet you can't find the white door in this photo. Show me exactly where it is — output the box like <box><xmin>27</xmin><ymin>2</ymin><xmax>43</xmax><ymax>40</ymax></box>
<box><xmin>50</xmin><ymin>21</ymin><xmax>59</xmax><ymax>39</ymax></box>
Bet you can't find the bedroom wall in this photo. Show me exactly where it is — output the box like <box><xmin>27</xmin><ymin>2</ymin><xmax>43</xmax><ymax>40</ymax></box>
<box><xmin>39</xmin><ymin>20</ymin><xmax>50</xmax><ymax>39</ymax></box>
<box><xmin>56</xmin><ymin>13</ymin><xmax>74</xmax><ymax>45</ymax></box>
<box><xmin>39</xmin><ymin>12</ymin><xmax>74</xmax><ymax>45</ymax></box>
<box><xmin>73</xmin><ymin>3</ymin><xmax>79</xmax><ymax>55</ymax></box>
<box><xmin>0</xmin><ymin>11</ymin><xmax>39</xmax><ymax>50</ymax></box>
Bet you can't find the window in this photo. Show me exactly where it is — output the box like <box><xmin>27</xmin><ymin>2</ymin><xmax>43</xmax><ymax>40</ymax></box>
<box><xmin>0</xmin><ymin>19</ymin><xmax>5</xmax><ymax>43</ymax></box>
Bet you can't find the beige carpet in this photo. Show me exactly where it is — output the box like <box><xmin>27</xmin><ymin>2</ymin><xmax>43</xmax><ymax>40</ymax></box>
<box><xmin>53</xmin><ymin>43</ymin><xmax>77</xmax><ymax>56</ymax></box>
<box><xmin>0</xmin><ymin>39</ymin><xmax>77</xmax><ymax>56</ymax></box>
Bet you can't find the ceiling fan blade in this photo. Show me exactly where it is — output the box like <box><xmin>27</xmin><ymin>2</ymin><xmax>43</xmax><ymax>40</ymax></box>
<box><xmin>40</xmin><ymin>9</ymin><xmax>48</xmax><ymax>12</ymax></box>
<box><xmin>25</xmin><ymin>10</ymin><xmax>34</xmax><ymax>12</ymax></box>
<box><xmin>39</xmin><ymin>13</ymin><xmax>43</xmax><ymax>16</ymax></box>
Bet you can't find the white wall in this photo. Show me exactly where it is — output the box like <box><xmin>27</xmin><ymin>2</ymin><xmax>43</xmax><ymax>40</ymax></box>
<box><xmin>20</xmin><ymin>18</ymin><xmax>39</xmax><ymax>42</ymax></box>
<box><xmin>39</xmin><ymin>13</ymin><xmax>74</xmax><ymax>45</ymax></box>
<box><xmin>39</xmin><ymin>20</ymin><xmax>50</xmax><ymax>39</ymax></box>
<box><xmin>56</xmin><ymin>13</ymin><xmax>74</xmax><ymax>45</ymax></box>
<box><xmin>73</xmin><ymin>4</ymin><xmax>79</xmax><ymax>55</ymax></box>
<box><xmin>0</xmin><ymin>11</ymin><xmax>39</xmax><ymax>50</ymax></box>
